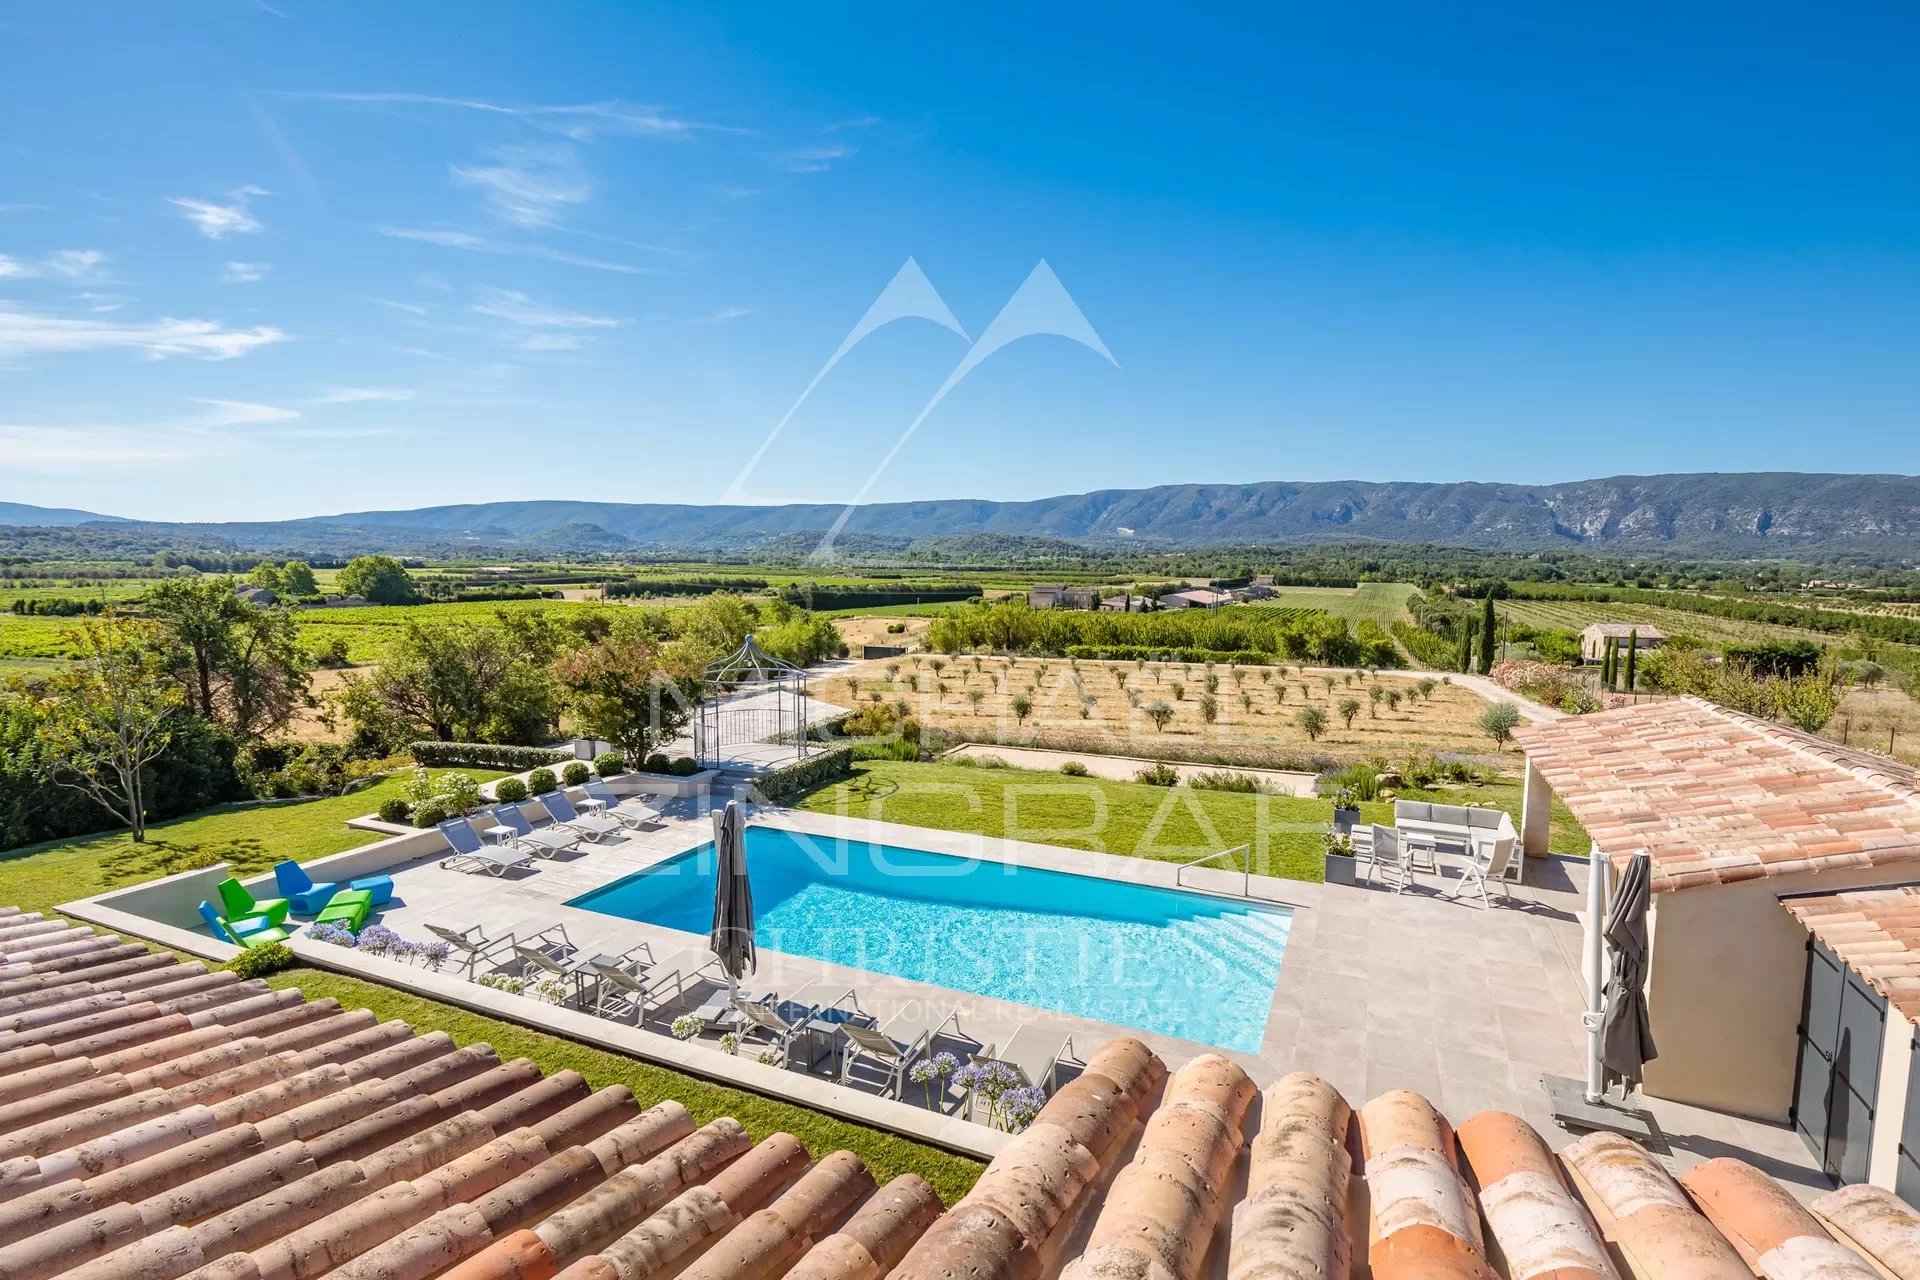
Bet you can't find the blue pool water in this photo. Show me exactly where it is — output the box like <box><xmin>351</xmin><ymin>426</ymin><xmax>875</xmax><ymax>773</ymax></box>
<box><xmin>566</xmin><ymin>827</ymin><xmax>1289</xmax><ymax>1051</ymax></box>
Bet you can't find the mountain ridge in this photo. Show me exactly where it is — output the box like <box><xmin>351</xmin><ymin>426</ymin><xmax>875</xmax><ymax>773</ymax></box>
<box><xmin>8</xmin><ymin>471</ymin><xmax>1920</xmax><ymax>556</ymax></box>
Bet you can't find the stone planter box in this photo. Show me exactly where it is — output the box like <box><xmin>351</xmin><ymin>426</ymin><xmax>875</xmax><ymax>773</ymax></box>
<box><xmin>618</xmin><ymin>768</ymin><xmax>722</xmax><ymax>799</ymax></box>
<box><xmin>1324</xmin><ymin>853</ymin><xmax>1359</xmax><ymax>886</ymax></box>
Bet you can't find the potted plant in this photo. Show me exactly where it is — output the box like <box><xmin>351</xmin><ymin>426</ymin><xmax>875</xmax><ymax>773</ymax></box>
<box><xmin>1330</xmin><ymin>785</ymin><xmax>1361</xmax><ymax>835</ymax></box>
<box><xmin>1322</xmin><ymin>827</ymin><xmax>1359</xmax><ymax>885</ymax></box>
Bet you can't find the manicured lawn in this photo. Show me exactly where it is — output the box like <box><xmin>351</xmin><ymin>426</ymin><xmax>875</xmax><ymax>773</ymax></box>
<box><xmin>0</xmin><ymin>769</ymin><xmax>504</xmax><ymax>917</ymax></box>
<box><xmin>269</xmin><ymin>968</ymin><xmax>982</xmax><ymax>1204</ymax></box>
<box><xmin>794</xmin><ymin>759</ymin><xmax>1593</xmax><ymax>874</ymax></box>
<box><xmin>794</xmin><ymin>758</ymin><xmax>1342</xmax><ymax>882</ymax></box>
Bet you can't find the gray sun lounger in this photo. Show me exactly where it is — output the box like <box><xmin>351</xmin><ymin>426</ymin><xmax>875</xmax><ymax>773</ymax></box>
<box><xmin>489</xmin><ymin>804</ymin><xmax>581</xmax><ymax>857</ymax></box>
<box><xmin>976</xmin><ymin>1023</ymin><xmax>1075</xmax><ymax>1092</ymax></box>
<box><xmin>839</xmin><ymin>1003</ymin><xmax>968</xmax><ymax>1100</ymax></box>
<box><xmin>540</xmin><ymin>789</ymin><xmax>624</xmax><ymax>842</ymax></box>
<box><xmin>424</xmin><ymin>922</ymin><xmax>518</xmax><ymax>976</ymax></box>
<box><xmin>436</xmin><ymin>817</ymin><xmax>537</xmax><ymax>877</ymax></box>
<box><xmin>586</xmin><ymin>945</ymin><xmax>716</xmax><ymax>1023</ymax></box>
<box><xmin>581</xmin><ymin>779</ymin><xmax>663</xmax><ymax>830</ymax></box>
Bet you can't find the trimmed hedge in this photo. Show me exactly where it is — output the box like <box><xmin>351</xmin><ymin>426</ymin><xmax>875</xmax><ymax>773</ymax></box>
<box><xmin>409</xmin><ymin>742</ymin><xmax>574</xmax><ymax>771</ymax></box>
<box><xmin>755</xmin><ymin>748</ymin><xmax>853</xmax><ymax>803</ymax></box>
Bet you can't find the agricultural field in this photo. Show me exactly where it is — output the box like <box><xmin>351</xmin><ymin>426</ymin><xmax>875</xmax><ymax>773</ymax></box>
<box><xmin>1241</xmin><ymin>582</ymin><xmax>1418</xmax><ymax>628</ymax></box>
<box><xmin>831</xmin><ymin>652</ymin><xmax>1500</xmax><ymax>762</ymax></box>
<box><xmin>1498</xmin><ymin>598</ymin><xmax>1841</xmax><ymax>649</ymax></box>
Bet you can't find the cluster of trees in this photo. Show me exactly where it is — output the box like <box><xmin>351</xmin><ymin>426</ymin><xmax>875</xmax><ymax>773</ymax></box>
<box><xmin>921</xmin><ymin>600</ymin><xmax>1402</xmax><ymax>667</ymax></box>
<box><xmin>337</xmin><ymin>592</ymin><xmax>845</xmax><ymax>762</ymax></box>
<box><xmin>1641</xmin><ymin>644</ymin><xmax>1843</xmax><ymax>733</ymax></box>
<box><xmin>245</xmin><ymin>560</ymin><xmax>320</xmax><ymax>597</ymax></box>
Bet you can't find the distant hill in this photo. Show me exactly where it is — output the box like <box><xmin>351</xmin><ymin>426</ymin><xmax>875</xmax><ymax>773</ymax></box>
<box><xmin>10</xmin><ymin>473</ymin><xmax>1920</xmax><ymax>557</ymax></box>
<box><xmin>0</xmin><ymin>502</ymin><xmax>124</xmax><ymax>527</ymax></box>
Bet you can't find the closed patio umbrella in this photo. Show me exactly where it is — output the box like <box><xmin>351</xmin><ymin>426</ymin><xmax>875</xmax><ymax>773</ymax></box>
<box><xmin>1598</xmin><ymin>850</ymin><xmax>1657</xmax><ymax>1093</ymax></box>
<box><xmin>709</xmin><ymin>800</ymin><xmax>756</xmax><ymax>1000</ymax></box>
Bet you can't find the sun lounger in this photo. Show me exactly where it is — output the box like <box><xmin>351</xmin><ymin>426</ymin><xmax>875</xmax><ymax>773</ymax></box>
<box><xmin>424</xmin><ymin>922</ymin><xmax>518</xmax><ymax>977</ymax></box>
<box><xmin>839</xmin><ymin>1003</ymin><xmax>964</xmax><ymax>1099</ymax></box>
<box><xmin>437</xmin><ymin>817</ymin><xmax>537</xmax><ymax>876</ymax></box>
<box><xmin>540</xmin><ymin>789</ymin><xmax>624</xmax><ymax>842</ymax></box>
<box><xmin>587</xmin><ymin>945</ymin><xmax>715</xmax><ymax>1023</ymax></box>
<box><xmin>491</xmin><ymin>804</ymin><xmax>582</xmax><ymax>857</ymax></box>
<box><xmin>273</xmin><ymin>860</ymin><xmax>339</xmax><ymax>915</ymax></box>
<box><xmin>581</xmin><ymin>778</ymin><xmax>663</xmax><ymax>829</ymax></box>
<box><xmin>217</xmin><ymin>877</ymin><xmax>289</xmax><ymax>927</ymax></box>
<box><xmin>976</xmin><ymin>1023</ymin><xmax>1074</xmax><ymax>1091</ymax></box>
<box><xmin>199</xmin><ymin>900</ymin><xmax>290</xmax><ymax>948</ymax></box>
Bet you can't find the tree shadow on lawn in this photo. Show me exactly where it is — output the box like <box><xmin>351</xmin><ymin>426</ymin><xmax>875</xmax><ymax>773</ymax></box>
<box><xmin>100</xmin><ymin>835</ymin><xmax>278</xmax><ymax>888</ymax></box>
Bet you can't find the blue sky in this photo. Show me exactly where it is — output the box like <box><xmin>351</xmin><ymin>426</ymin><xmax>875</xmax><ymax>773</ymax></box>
<box><xmin>1</xmin><ymin>2</ymin><xmax>1917</xmax><ymax>522</ymax></box>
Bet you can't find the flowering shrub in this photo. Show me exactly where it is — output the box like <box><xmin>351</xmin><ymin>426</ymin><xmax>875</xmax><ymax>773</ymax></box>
<box><xmin>670</xmin><ymin>1014</ymin><xmax>704</xmax><ymax>1040</ymax></box>
<box><xmin>531</xmin><ymin>978</ymin><xmax>567</xmax><ymax>1005</ymax></box>
<box><xmin>1000</xmin><ymin>1084</ymin><xmax>1047</xmax><ymax>1131</ymax></box>
<box><xmin>308</xmin><ymin>922</ymin><xmax>357</xmax><ymax>947</ymax></box>
<box><xmin>475</xmin><ymin>973</ymin><xmax>525</xmax><ymax>996</ymax></box>
<box><xmin>955</xmin><ymin>1059</ymin><xmax>1033</xmax><ymax>1130</ymax></box>
<box><xmin>1490</xmin><ymin>659</ymin><xmax>1581</xmax><ymax>709</ymax></box>
<box><xmin>719</xmin><ymin>1032</ymin><xmax>742</xmax><ymax>1055</ymax></box>
<box><xmin>419</xmin><ymin>940</ymin><xmax>453</xmax><ymax>971</ymax></box>
<box><xmin>755</xmin><ymin>1047</ymin><xmax>783</xmax><ymax>1066</ymax></box>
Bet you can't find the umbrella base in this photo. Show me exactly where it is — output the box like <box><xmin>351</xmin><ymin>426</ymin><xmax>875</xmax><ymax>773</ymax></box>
<box><xmin>1542</xmin><ymin>1073</ymin><xmax>1665</xmax><ymax>1147</ymax></box>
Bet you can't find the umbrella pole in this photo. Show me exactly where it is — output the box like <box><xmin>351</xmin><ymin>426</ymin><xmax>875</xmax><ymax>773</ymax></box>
<box><xmin>1583</xmin><ymin>842</ymin><xmax>1608</xmax><ymax>1103</ymax></box>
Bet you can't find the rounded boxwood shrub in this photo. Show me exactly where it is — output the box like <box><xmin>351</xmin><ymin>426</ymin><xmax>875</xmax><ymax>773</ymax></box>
<box><xmin>526</xmin><ymin>768</ymin><xmax>558</xmax><ymax>796</ymax></box>
<box><xmin>562</xmin><ymin>761</ymin><xmax>590</xmax><ymax>787</ymax></box>
<box><xmin>642</xmin><ymin>753</ymin><xmax>668</xmax><ymax>775</ymax></box>
<box><xmin>412</xmin><ymin>797</ymin><xmax>451</xmax><ymax>828</ymax></box>
<box><xmin>494</xmin><ymin>776</ymin><xmax>529</xmax><ymax>804</ymax></box>
<box><xmin>669</xmin><ymin>756</ymin><xmax>700</xmax><ymax>777</ymax></box>
<box><xmin>377</xmin><ymin>797</ymin><xmax>410</xmax><ymax>824</ymax></box>
<box><xmin>594</xmin><ymin>751</ymin><xmax>626</xmax><ymax>778</ymax></box>
<box><xmin>224</xmin><ymin>941</ymin><xmax>296</xmax><ymax>979</ymax></box>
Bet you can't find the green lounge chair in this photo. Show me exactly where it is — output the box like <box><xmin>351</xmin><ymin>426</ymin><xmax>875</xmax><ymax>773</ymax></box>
<box><xmin>312</xmin><ymin>887</ymin><xmax>374</xmax><ymax>931</ymax></box>
<box><xmin>199</xmin><ymin>900</ymin><xmax>290</xmax><ymax>948</ymax></box>
<box><xmin>217</xmin><ymin>877</ymin><xmax>289</xmax><ymax>926</ymax></box>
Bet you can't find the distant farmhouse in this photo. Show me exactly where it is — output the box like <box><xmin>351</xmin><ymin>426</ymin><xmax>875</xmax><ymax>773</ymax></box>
<box><xmin>1158</xmin><ymin>587</ymin><xmax>1234</xmax><ymax>610</ymax></box>
<box><xmin>1028</xmin><ymin>584</ymin><xmax>1101</xmax><ymax>610</ymax></box>
<box><xmin>1580</xmin><ymin>621</ymin><xmax>1665</xmax><ymax>663</ymax></box>
<box><xmin>233</xmin><ymin>584</ymin><xmax>277</xmax><ymax>607</ymax></box>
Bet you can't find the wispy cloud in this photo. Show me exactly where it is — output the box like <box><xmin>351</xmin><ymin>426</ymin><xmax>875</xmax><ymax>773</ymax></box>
<box><xmin>452</xmin><ymin>142</ymin><xmax>591</xmax><ymax>228</ymax></box>
<box><xmin>192</xmin><ymin>397</ymin><xmax>302</xmax><ymax>426</ymax></box>
<box><xmin>471</xmin><ymin>286</ymin><xmax>621</xmax><ymax>330</ymax></box>
<box><xmin>311</xmin><ymin>386</ymin><xmax>414</xmax><ymax>404</ymax></box>
<box><xmin>221</xmin><ymin>261</ymin><xmax>269</xmax><ymax>284</ymax></box>
<box><xmin>0</xmin><ymin>304</ymin><xmax>288</xmax><ymax>361</ymax></box>
<box><xmin>0</xmin><ymin>203</ymin><xmax>48</xmax><ymax>214</ymax></box>
<box><xmin>0</xmin><ymin>425</ymin><xmax>201</xmax><ymax>469</ymax></box>
<box><xmin>291</xmin><ymin>91</ymin><xmax>738</xmax><ymax>140</ymax></box>
<box><xmin>775</xmin><ymin>143</ymin><xmax>856</xmax><ymax>173</ymax></box>
<box><xmin>695</xmin><ymin>306</ymin><xmax>750</xmax><ymax>325</ymax></box>
<box><xmin>0</xmin><ymin>249</ymin><xmax>109</xmax><ymax>281</ymax></box>
<box><xmin>377</xmin><ymin>225</ymin><xmax>653</xmax><ymax>275</ymax></box>
<box><xmin>168</xmin><ymin>185</ymin><xmax>269</xmax><ymax>238</ymax></box>
<box><xmin>368</xmin><ymin>296</ymin><xmax>430</xmax><ymax>316</ymax></box>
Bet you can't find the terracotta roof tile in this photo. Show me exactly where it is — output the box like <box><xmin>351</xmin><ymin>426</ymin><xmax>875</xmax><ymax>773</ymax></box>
<box><xmin>1513</xmin><ymin>697</ymin><xmax>1920</xmax><ymax>891</ymax></box>
<box><xmin>5</xmin><ymin>913</ymin><xmax>1920</xmax><ymax>1280</ymax></box>
<box><xmin>1784</xmin><ymin>887</ymin><xmax>1920</xmax><ymax>1019</ymax></box>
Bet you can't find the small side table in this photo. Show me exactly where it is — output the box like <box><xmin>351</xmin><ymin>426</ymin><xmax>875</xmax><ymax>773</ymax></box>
<box><xmin>578</xmin><ymin>797</ymin><xmax>609</xmax><ymax>814</ymax></box>
<box><xmin>483</xmin><ymin>825</ymin><xmax>516</xmax><ymax>846</ymax></box>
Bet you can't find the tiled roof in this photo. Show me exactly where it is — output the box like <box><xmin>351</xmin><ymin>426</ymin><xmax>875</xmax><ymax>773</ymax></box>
<box><xmin>7</xmin><ymin>907</ymin><xmax>1920</xmax><ymax>1280</ymax></box>
<box><xmin>1784</xmin><ymin>887</ymin><xmax>1920</xmax><ymax>1019</ymax></box>
<box><xmin>1513</xmin><ymin>696</ymin><xmax>1920</xmax><ymax>891</ymax></box>
<box><xmin>1581</xmin><ymin>622</ymin><xmax>1665</xmax><ymax>639</ymax></box>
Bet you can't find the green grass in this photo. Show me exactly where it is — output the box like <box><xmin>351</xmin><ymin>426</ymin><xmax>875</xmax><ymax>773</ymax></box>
<box><xmin>266</xmin><ymin>968</ymin><xmax>981</xmax><ymax>1203</ymax></box>
<box><xmin>0</xmin><ymin>770</ymin><xmax>505</xmax><ymax>916</ymax></box>
<box><xmin>1245</xmin><ymin>582</ymin><xmax>1417</xmax><ymax>628</ymax></box>
<box><xmin>795</xmin><ymin>759</ymin><xmax>1337</xmax><ymax>881</ymax></box>
<box><xmin>0</xmin><ymin>769</ymin><xmax>983</xmax><ymax>1202</ymax></box>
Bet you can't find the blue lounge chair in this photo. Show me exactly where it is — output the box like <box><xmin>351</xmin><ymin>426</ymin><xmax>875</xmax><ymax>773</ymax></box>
<box><xmin>581</xmin><ymin>778</ymin><xmax>662</xmax><ymax>830</ymax></box>
<box><xmin>199</xmin><ymin>900</ymin><xmax>291</xmax><ymax>948</ymax></box>
<box><xmin>539</xmin><ymin>789</ymin><xmax>623</xmax><ymax>842</ymax></box>
<box><xmin>437</xmin><ymin>816</ymin><xmax>535</xmax><ymax>877</ymax></box>
<box><xmin>491</xmin><ymin>804</ymin><xmax>580</xmax><ymax>857</ymax></box>
<box><xmin>274</xmin><ymin>860</ymin><xmax>340</xmax><ymax>914</ymax></box>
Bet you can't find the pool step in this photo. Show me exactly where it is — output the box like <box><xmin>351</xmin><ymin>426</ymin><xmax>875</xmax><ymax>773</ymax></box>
<box><xmin>1171</xmin><ymin>913</ymin><xmax>1288</xmax><ymax>975</ymax></box>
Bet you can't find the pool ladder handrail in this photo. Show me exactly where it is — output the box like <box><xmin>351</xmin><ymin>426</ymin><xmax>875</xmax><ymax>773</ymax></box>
<box><xmin>1175</xmin><ymin>843</ymin><xmax>1252</xmax><ymax>898</ymax></box>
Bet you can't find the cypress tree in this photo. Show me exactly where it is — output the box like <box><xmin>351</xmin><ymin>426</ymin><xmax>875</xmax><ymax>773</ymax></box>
<box><xmin>1478</xmin><ymin>595</ymin><xmax>1497</xmax><ymax>675</ymax></box>
<box><xmin>1459</xmin><ymin>621</ymin><xmax>1474</xmax><ymax>672</ymax></box>
<box><xmin>1625</xmin><ymin>629</ymin><xmax>1638</xmax><ymax>691</ymax></box>
<box><xmin>1601</xmin><ymin>637</ymin><xmax>1614</xmax><ymax>688</ymax></box>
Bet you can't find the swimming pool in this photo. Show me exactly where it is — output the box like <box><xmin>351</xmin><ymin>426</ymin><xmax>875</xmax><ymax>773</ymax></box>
<box><xmin>566</xmin><ymin>826</ymin><xmax>1289</xmax><ymax>1051</ymax></box>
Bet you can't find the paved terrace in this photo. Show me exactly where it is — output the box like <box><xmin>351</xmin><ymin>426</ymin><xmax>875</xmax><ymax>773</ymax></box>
<box><xmin>365</xmin><ymin>791</ymin><xmax>1825</xmax><ymax>1194</ymax></box>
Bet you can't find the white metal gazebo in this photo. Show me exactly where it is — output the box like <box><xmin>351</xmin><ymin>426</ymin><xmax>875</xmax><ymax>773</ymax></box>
<box><xmin>693</xmin><ymin>636</ymin><xmax>811</xmax><ymax>767</ymax></box>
